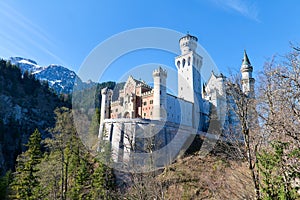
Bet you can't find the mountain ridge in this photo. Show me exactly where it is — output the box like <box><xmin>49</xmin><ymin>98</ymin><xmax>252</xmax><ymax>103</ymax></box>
<box><xmin>8</xmin><ymin>57</ymin><xmax>95</xmax><ymax>94</ymax></box>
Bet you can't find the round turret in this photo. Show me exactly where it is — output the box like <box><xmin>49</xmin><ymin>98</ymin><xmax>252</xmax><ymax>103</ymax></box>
<box><xmin>101</xmin><ymin>87</ymin><xmax>108</xmax><ymax>95</ymax></box>
<box><xmin>179</xmin><ymin>34</ymin><xmax>198</xmax><ymax>54</ymax></box>
<box><xmin>152</xmin><ymin>66</ymin><xmax>167</xmax><ymax>121</ymax></box>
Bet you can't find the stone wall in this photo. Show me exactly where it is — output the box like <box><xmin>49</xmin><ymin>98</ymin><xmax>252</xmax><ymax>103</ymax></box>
<box><xmin>100</xmin><ymin>118</ymin><xmax>197</xmax><ymax>172</ymax></box>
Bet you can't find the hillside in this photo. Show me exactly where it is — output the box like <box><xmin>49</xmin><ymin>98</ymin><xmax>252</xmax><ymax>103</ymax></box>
<box><xmin>0</xmin><ymin>59</ymin><xmax>70</xmax><ymax>173</ymax></box>
<box><xmin>125</xmin><ymin>143</ymin><xmax>255</xmax><ymax>200</ymax></box>
<box><xmin>158</xmin><ymin>154</ymin><xmax>254</xmax><ymax>200</ymax></box>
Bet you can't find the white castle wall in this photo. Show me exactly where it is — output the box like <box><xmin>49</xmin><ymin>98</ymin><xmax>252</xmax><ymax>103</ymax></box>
<box><xmin>101</xmin><ymin>118</ymin><xmax>197</xmax><ymax>170</ymax></box>
<box><xmin>165</xmin><ymin>94</ymin><xmax>193</xmax><ymax>127</ymax></box>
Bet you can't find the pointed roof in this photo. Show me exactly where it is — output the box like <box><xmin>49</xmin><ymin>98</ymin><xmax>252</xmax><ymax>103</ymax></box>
<box><xmin>242</xmin><ymin>50</ymin><xmax>251</xmax><ymax>66</ymax></box>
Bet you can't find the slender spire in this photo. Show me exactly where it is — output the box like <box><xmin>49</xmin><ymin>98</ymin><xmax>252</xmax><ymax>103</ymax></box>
<box><xmin>242</xmin><ymin>50</ymin><xmax>251</xmax><ymax>65</ymax></box>
<box><xmin>240</xmin><ymin>50</ymin><xmax>255</xmax><ymax>97</ymax></box>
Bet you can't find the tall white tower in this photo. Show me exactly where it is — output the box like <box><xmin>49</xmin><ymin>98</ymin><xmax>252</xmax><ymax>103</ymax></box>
<box><xmin>241</xmin><ymin>50</ymin><xmax>255</xmax><ymax>98</ymax></box>
<box><xmin>152</xmin><ymin>66</ymin><xmax>167</xmax><ymax>121</ymax></box>
<box><xmin>175</xmin><ymin>34</ymin><xmax>203</xmax><ymax>129</ymax></box>
<box><xmin>100</xmin><ymin>87</ymin><xmax>113</xmax><ymax>125</ymax></box>
<box><xmin>98</xmin><ymin>87</ymin><xmax>112</xmax><ymax>141</ymax></box>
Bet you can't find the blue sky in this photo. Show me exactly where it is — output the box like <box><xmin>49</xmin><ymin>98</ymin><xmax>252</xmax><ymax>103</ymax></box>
<box><xmin>1</xmin><ymin>0</ymin><xmax>300</xmax><ymax>83</ymax></box>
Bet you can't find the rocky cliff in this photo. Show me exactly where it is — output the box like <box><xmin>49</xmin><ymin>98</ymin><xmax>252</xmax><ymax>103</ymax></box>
<box><xmin>0</xmin><ymin>59</ymin><xmax>69</xmax><ymax>173</ymax></box>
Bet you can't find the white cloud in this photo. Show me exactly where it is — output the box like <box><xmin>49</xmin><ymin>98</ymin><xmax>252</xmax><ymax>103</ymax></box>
<box><xmin>211</xmin><ymin>0</ymin><xmax>260</xmax><ymax>22</ymax></box>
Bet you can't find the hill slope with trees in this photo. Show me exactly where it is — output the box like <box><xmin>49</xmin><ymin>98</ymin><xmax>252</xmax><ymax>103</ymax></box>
<box><xmin>0</xmin><ymin>59</ymin><xmax>70</xmax><ymax>173</ymax></box>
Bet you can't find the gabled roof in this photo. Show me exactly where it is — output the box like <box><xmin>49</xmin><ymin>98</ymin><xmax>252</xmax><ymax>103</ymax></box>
<box><xmin>127</xmin><ymin>75</ymin><xmax>151</xmax><ymax>88</ymax></box>
<box><xmin>206</xmin><ymin>70</ymin><xmax>226</xmax><ymax>85</ymax></box>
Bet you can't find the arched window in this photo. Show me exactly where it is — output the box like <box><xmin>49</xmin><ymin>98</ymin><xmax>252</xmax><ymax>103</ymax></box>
<box><xmin>177</xmin><ymin>60</ymin><xmax>181</xmax><ymax>68</ymax></box>
<box><xmin>182</xmin><ymin>59</ymin><xmax>186</xmax><ymax>68</ymax></box>
<box><xmin>188</xmin><ymin>57</ymin><xmax>191</xmax><ymax>66</ymax></box>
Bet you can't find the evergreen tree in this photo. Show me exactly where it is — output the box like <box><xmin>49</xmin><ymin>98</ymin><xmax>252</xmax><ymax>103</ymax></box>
<box><xmin>69</xmin><ymin>153</ymin><xmax>92</xmax><ymax>200</ymax></box>
<box><xmin>90</xmin><ymin>158</ymin><xmax>115</xmax><ymax>200</ymax></box>
<box><xmin>36</xmin><ymin>149</ymin><xmax>61</xmax><ymax>199</ymax></box>
<box><xmin>10</xmin><ymin>129</ymin><xmax>43</xmax><ymax>199</ymax></box>
<box><xmin>89</xmin><ymin>108</ymin><xmax>100</xmax><ymax>136</ymax></box>
<box><xmin>0</xmin><ymin>170</ymin><xmax>12</xmax><ymax>199</ymax></box>
<box><xmin>8</xmin><ymin>107</ymin><xmax>117</xmax><ymax>199</ymax></box>
<box><xmin>257</xmin><ymin>141</ymin><xmax>298</xmax><ymax>200</ymax></box>
<box><xmin>43</xmin><ymin>107</ymin><xmax>116</xmax><ymax>200</ymax></box>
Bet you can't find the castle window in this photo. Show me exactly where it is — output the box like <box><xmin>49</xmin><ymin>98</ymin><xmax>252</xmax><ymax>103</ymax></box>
<box><xmin>150</xmin><ymin>100</ymin><xmax>153</xmax><ymax>104</ymax></box>
<box><xmin>143</xmin><ymin>101</ymin><xmax>147</xmax><ymax>106</ymax></box>
<box><xmin>188</xmin><ymin>57</ymin><xmax>191</xmax><ymax>66</ymax></box>
<box><xmin>177</xmin><ymin>61</ymin><xmax>180</xmax><ymax>68</ymax></box>
<box><xmin>182</xmin><ymin>59</ymin><xmax>186</xmax><ymax>67</ymax></box>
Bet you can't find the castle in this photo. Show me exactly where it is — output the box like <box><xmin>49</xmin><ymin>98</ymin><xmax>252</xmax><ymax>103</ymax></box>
<box><xmin>98</xmin><ymin>34</ymin><xmax>254</xmax><ymax>170</ymax></box>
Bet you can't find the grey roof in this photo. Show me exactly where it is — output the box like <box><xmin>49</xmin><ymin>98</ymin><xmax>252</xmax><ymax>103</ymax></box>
<box><xmin>179</xmin><ymin>33</ymin><xmax>198</xmax><ymax>42</ymax></box>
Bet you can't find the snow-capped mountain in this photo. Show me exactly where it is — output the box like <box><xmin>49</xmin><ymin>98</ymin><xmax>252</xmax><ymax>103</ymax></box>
<box><xmin>9</xmin><ymin>57</ymin><xmax>43</xmax><ymax>73</ymax></box>
<box><xmin>9</xmin><ymin>57</ymin><xmax>94</xmax><ymax>94</ymax></box>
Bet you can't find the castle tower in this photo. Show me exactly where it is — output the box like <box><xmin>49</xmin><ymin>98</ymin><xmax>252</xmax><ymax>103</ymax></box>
<box><xmin>100</xmin><ymin>87</ymin><xmax>113</xmax><ymax>125</ymax></box>
<box><xmin>152</xmin><ymin>67</ymin><xmax>167</xmax><ymax>121</ymax></box>
<box><xmin>241</xmin><ymin>50</ymin><xmax>255</xmax><ymax>98</ymax></box>
<box><xmin>175</xmin><ymin>34</ymin><xmax>203</xmax><ymax>129</ymax></box>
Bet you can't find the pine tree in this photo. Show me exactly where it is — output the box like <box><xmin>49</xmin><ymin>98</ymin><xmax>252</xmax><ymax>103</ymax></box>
<box><xmin>12</xmin><ymin>107</ymin><xmax>117</xmax><ymax>199</ymax></box>
<box><xmin>257</xmin><ymin>141</ymin><xmax>298</xmax><ymax>199</ymax></box>
<box><xmin>36</xmin><ymin>149</ymin><xmax>61</xmax><ymax>199</ymax></box>
<box><xmin>69</xmin><ymin>153</ymin><xmax>92</xmax><ymax>200</ymax></box>
<box><xmin>89</xmin><ymin>108</ymin><xmax>100</xmax><ymax>136</ymax></box>
<box><xmin>10</xmin><ymin>129</ymin><xmax>43</xmax><ymax>199</ymax></box>
<box><xmin>0</xmin><ymin>170</ymin><xmax>12</xmax><ymax>199</ymax></box>
<box><xmin>90</xmin><ymin>159</ymin><xmax>115</xmax><ymax>200</ymax></box>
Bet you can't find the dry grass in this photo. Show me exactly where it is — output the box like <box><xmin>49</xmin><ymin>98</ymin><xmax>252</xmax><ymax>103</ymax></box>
<box><xmin>158</xmin><ymin>154</ymin><xmax>255</xmax><ymax>200</ymax></box>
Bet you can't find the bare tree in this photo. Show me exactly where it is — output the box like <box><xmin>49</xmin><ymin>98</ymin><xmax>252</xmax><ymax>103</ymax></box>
<box><xmin>257</xmin><ymin>51</ymin><xmax>300</xmax><ymax>197</ymax></box>
<box><xmin>110</xmin><ymin>122</ymin><xmax>165</xmax><ymax>199</ymax></box>
<box><xmin>225</xmin><ymin>74</ymin><xmax>262</xmax><ymax>199</ymax></box>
